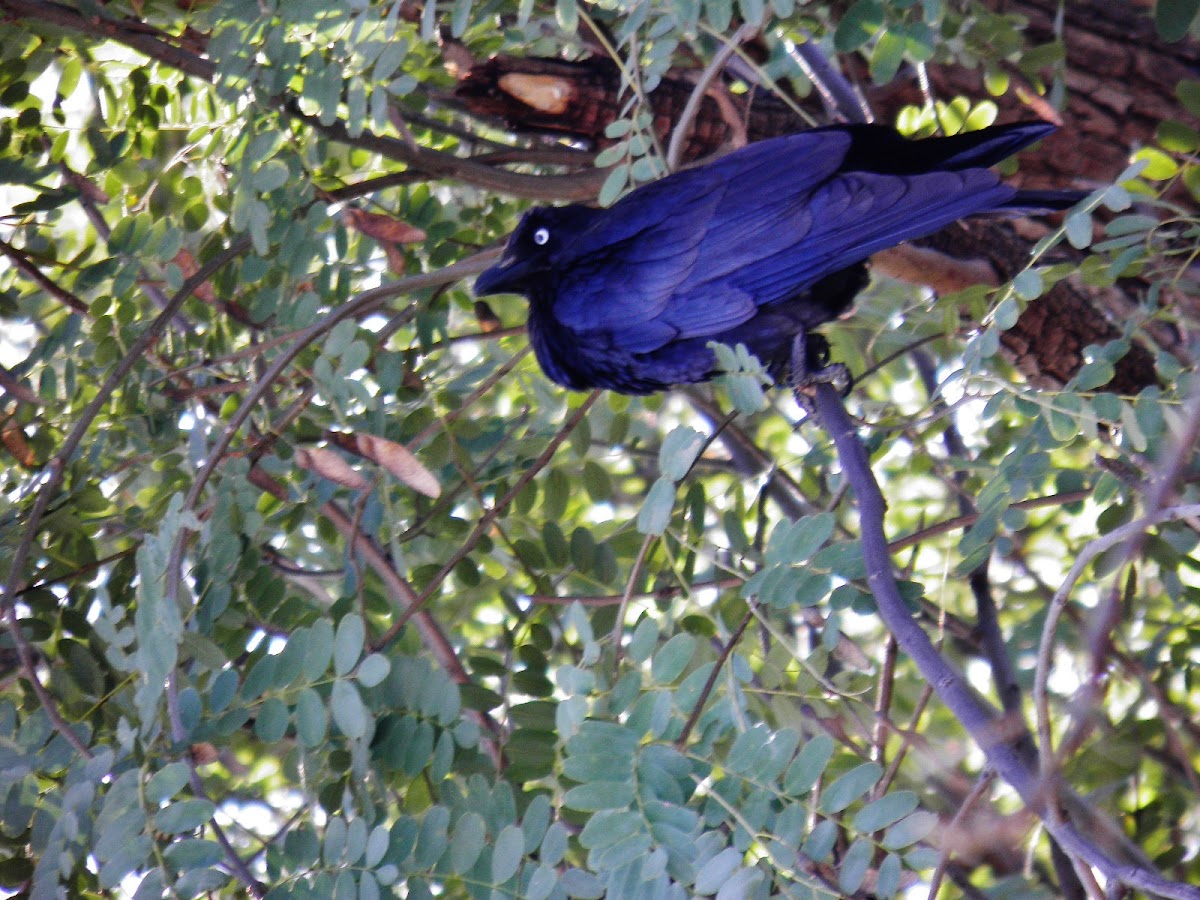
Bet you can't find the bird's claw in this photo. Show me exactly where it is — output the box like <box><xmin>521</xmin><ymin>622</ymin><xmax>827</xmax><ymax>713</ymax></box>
<box><xmin>789</xmin><ymin>331</ymin><xmax>852</xmax><ymax>414</ymax></box>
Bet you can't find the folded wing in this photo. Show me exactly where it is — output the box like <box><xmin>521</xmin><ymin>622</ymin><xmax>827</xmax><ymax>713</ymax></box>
<box><xmin>552</xmin><ymin>130</ymin><xmax>1021</xmax><ymax>356</ymax></box>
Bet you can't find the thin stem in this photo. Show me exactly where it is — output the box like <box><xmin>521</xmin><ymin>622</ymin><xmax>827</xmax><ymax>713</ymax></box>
<box><xmin>666</xmin><ymin>23</ymin><xmax>759</xmax><ymax>172</ymax></box>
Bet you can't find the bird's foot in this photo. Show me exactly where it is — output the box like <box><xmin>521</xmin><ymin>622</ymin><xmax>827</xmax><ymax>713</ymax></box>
<box><xmin>790</xmin><ymin>331</ymin><xmax>851</xmax><ymax>414</ymax></box>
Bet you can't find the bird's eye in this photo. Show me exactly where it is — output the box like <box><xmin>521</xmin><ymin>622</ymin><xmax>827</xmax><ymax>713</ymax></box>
<box><xmin>533</xmin><ymin>227</ymin><xmax>550</xmax><ymax>246</ymax></box>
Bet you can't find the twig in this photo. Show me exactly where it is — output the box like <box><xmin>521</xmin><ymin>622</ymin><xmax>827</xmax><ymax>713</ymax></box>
<box><xmin>0</xmin><ymin>242</ymin><xmax>245</xmax><ymax>761</ymax></box>
<box><xmin>913</xmin><ymin>351</ymin><xmax>1024</xmax><ymax>718</ymax></box>
<box><xmin>610</xmin><ymin>532</ymin><xmax>656</xmax><ymax>670</ymax></box>
<box><xmin>675</xmin><ymin>604</ymin><xmax>756</xmax><ymax>749</ymax></box>
<box><xmin>927</xmin><ymin>771</ymin><xmax>998</xmax><ymax>900</ymax></box>
<box><xmin>0</xmin><ymin>365</ymin><xmax>40</xmax><ymax>406</ymax></box>
<box><xmin>666</xmin><ymin>23</ymin><xmax>759</xmax><ymax>172</ymax></box>
<box><xmin>1033</xmin><ymin>502</ymin><xmax>1200</xmax><ymax>778</ymax></box>
<box><xmin>3</xmin><ymin>0</ymin><xmax>607</xmax><ymax>203</ymax></box>
<box><xmin>784</xmin><ymin>29</ymin><xmax>871</xmax><ymax>124</ymax></box>
<box><xmin>871</xmin><ymin>636</ymin><xmax>897</xmax><ymax>768</ymax></box>
<box><xmin>0</xmin><ymin>238</ymin><xmax>89</xmax><ymax>314</ymax></box>
<box><xmin>374</xmin><ymin>392</ymin><xmax>601</xmax><ymax>647</ymax></box>
<box><xmin>164</xmin><ymin>676</ymin><xmax>268</xmax><ymax>897</ymax></box>
<box><xmin>1086</xmin><ymin>375</ymin><xmax>1200</xmax><ymax>685</ymax></box>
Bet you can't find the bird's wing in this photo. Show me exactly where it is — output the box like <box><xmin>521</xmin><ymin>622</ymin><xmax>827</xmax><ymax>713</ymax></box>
<box><xmin>553</xmin><ymin>132</ymin><xmax>1014</xmax><ymax>354</ymax></box>
<box><xmin>710</xmin><ymin>167</ymin><xmax>1013</xmax><ymax>305</ymax></box>
<box><xmin>552</xmin><ymin>132</ymin><xmax>855</xmax><ymax>348</ymax></box>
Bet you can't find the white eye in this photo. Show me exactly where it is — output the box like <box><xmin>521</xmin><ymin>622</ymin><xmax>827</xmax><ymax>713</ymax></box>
<box><xmin>533</xmin><ymin>227</ymin><xmax>550</xmax><ymax>246</ymax></box>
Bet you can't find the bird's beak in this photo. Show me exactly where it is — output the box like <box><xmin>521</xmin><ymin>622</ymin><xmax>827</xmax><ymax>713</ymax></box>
<box><xmin>475</xmin><ymin>254</ymin><xmax>530</xmax><ymax>296</ymax></box>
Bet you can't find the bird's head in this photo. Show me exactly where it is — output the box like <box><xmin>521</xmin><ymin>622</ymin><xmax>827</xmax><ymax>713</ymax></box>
<box><xmin>475</xmin><ymin>204</ymin><xmax>598</xmax><ymax>297</ymax></box>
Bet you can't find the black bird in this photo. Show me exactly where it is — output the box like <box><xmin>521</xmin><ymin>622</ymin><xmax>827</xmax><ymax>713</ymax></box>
<box><xmin>475</xmin><ymin>122</ymin><xmax>1081</xmax><ymax>395</ymax></box>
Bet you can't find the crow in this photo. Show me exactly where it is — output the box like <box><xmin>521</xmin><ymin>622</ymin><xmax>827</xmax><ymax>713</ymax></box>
<box><xmin>475</xmin><ymin>122</ymin><xmax>1081</xmax><ymax>395</ymax></box>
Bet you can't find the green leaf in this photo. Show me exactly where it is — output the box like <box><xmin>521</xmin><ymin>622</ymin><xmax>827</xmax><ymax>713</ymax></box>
<box><xmin>882</xmin><ymin>810</ymin><xmax>938</xmax><ymax>849</ymax></box>
<box><xmin>694</xmin><ymin>847</ymin><xmax>742</xmax><ymax>894</ymax></box>
<box><xmin>820</xmin><ymin>763</ymin><xmax>882</xmax><ymax>814</ymax></box>
<box><xmin>334</xmin><ymin>614</ymin><xmax>365</xmax><ymax>676</ymax></box>
<box><xmin>331</xmin><ymin>679</ymin><xmax>368</xmax><ymax>739</ymax></box>
<box><xmin>835</xmin><ymin>0</ymin><xmax>884</xmax><ymax>52</ymax></box>
<box><xmin>1073</xmin><ymin>359</ymin><xmax>1114</xmax><ymax>392</ymax></box>
<box><xmin>450</xmin><ymin>0</ymin><xmax>474</xmax><ymax>37</ymax></box>
<box><xmin>492</xmin><ymin>824</ymin><xmax>525</xmax><ymax>883</ymax></box>
<box><xmin>302</xmin><ymin>619</ymin><xmax>334</xmax><ymax>682</ymax></box>
<box><xmin>593</xmin><ymin>142</ymin><xmax>628</xmax><ymax>168</ymax></box>
<box><xmin>527</xmin><ymin>865</ymin><xmax>558</xmax><ymax>900</ymax></box>
<box><xmin>579</xmin><ymin>810</ymin><xmax>642</xmax><ymax>849</ymax></box>
<box><xmin>853</xmin><ymin>791</ymin><xmax>919</xmax><ymax>832</ymax></box>
<box><xmin>650</xmin><ymin>633</ymin><xmax>695</xmax><ymax>684</ymax></box>
<box><xmin>838</xmin><ymin>838</ymin><xmax>873</xmax><ymax>895</ymax></box>
<box><xmin>801</xmin><ymin>818</ymin><xmax>838</xmax><ymax>862</ymax></box>
<box><xmin>156</xmin><ymin>799</ymin><xmax>215</xmax><ymax>834</ymax></box>
<box><xmin>1012</xmin><ymin>269</ymin><xmax>1043</xmax><ymax>301</ymax></box>
<box><xmin>146</xmin><ymin>762</ymin><xmax>191</xmax><ymax>803</ymax></box>
<box><xmin>450</xmin><ymin>812</ymin><xmax>486</xmax><ymax>874</ymax></box>
<box><xmin>163</xmin><ymin>838</ymin><xmax>224</xmax><ymax>870</ymax></box>
<box><xmin>660</xmin><ymin>425</ymin><xmax>706</xmax><ymax>481</ymax></box>
<box><xmin>598</xmin><ymin>164</ymin><xmax>629</xmax><ymax>207</ymax></box>
<box><xmin>540</xmin><ymin>822</ymin><xmax>570</xmax><ymax>867</ymax></box>
<box><xmin>324</xmin><ymin>817</ymin><xmax>348</xmax><ymax>865</ymax></box>
<box><xmin>739</xmin><ymin>0</ymin><xmax>765</xmax><ymax>26</ymax></box>
<box><xmin>706</xmin><ymin>0</ymin><xmax>733</xmax><ymax>32</ymax></box>
<box><xmin>637</xmin><ymin>476</ymin><xmax>676</xmax><ymax>535</ymax></box>
<box><xmin>357</xmin><ymin>653</ymin><xmax>391</xmax><ymax>687</ymax></box>
<box><xmin>1156</xmin><ymin>0</ymin><xmax>1200</xmax><ymax>41</ymax></box>
<box><xmin>563</xmin><ymin>781</ymin><xmax>636</xmax><ymax>811</ymax></box>
<box><xmin>1131</xmin><ymin>146</ymin><xmax>1180</xmax><ymax>180</ymax></box>
<box><xmin>877</xmin><ymin>853</ymin><xmax>902</xmax><ymax>898</ymax></box>
<box><xmin>993</xmin><ymin>294</ymin><xmax>1020</xmax><ymax>330</ymax></box>
<box><xmin>556</xmin><ymin>0</ymin><xmax>578</xmax><ymax>32</ymax></box>
<box><xmin>295</xmin><ymin>687</ymin><xmax>328</xmax><ymax>747</ymax></box>
<box><xmin>604</xmin><ymin>119</ymin><xmax>632</xmax><ymax>139</ymax></box>
<box><xmin>253</xmin><ymin>159</ymin><xmax>289</xmax><ymax>193</ymax></box>
<box><xmin>871</xmin><ymin>28</ymin><xmax>907</xmax><ymax>83</ymax></box>
<box><xmin>783</xmin><ymin>735</ymin><xmax>835</xmax><ymax>796</ymax></box>
<box><xmin>255</xmin><ymin>696</ymin><xmax>289</xmax><ymax>743</ymax></box>
<box><xmin>627</xmin><ymin>618</ymin><xmax>659</xmax><ymax>663</ymax></box>
<box><xmin>1064</xmin><ymin>211</ymin><xmax>1093</xmax><ymax>249</ymax></box>
<box><xmin>768</xmin><ymin>513</ymin><xmax>836</xmax><ymax>565</ymax></box>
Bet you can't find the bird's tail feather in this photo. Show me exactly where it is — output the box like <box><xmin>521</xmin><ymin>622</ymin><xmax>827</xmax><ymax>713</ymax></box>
<box><xmin>838</xmin><ymin>121</ymin><xmax>1059</xmax><ymax>174</ymax></box>
<box><xmin>1004</xmin><ymin>189</ymin><xmax>1088</xmax><ymax>211</ymax></box>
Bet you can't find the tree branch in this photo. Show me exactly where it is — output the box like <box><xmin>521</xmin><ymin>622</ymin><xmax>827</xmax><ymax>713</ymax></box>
<box><xmin>811</xmin><ymin>381</ymin><xmax>1200</xmax><ymax>900</ymax></box>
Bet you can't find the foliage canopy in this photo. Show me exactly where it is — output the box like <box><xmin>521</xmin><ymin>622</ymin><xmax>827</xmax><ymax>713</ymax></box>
<box><xmin>1</xmin><ymin>1</ymin><xmax>1199</xmax><ymax>898</ymax></box>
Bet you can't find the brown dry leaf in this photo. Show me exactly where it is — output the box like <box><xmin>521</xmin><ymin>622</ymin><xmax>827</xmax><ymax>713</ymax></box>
<box><xmin>383</xmin><ymin>243</ymin><xmax>407</xmax><ymax>275</ymax></box>
<box><xmin>351</xmin><ymin>433</ymin><xmax>440</xmax><ymax>498</ymax></box>
<box><xmin>173</xmin><ymin>249</ymin><xmax>218</xmax><ymax>302</ymax></box>
<box><xmin>344</xmin><ymin>208</ymin><xmax>427</xmax><ymax>244</ymax></box>
<box><xmin>295</xmin><ymin>446</ymin><xmax>370</xmax><ymax>491</ymax></box>
<box><xmin>1</xmin><ymin>419</ymin><xmax>35</xmax><ymax>467</ymax></box>
<box><xmin>189</xmin><ymin>742</ymin><xmax>219</xmax><ymax>765</ymax></box>
<box><xmin>344</xmin><ymin>209</ymin><xmax>427</xmax><ymax>274</ymax></box>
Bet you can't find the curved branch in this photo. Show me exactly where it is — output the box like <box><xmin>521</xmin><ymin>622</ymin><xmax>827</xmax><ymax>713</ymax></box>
<box><xmin>811</xmin><ymin>382</ymin><xmax>1200</xmax><ymax>900</ymax></box>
